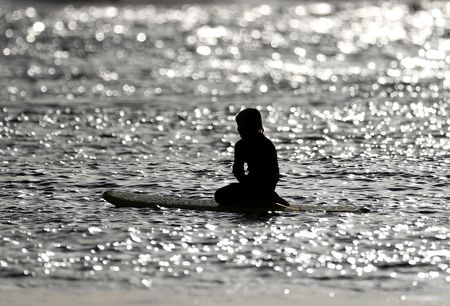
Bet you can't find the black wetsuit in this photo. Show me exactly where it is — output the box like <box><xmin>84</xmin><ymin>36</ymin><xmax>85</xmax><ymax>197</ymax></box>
<box><xmin>215</xmin><ymin>133</ymin><xmax>287</xmax><ymax>205</ymax></box>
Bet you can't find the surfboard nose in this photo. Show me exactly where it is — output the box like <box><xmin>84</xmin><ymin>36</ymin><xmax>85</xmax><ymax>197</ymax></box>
<box><xmin>102</xmin><ymin>190</ymin><xmax>115</xmax><ymax>203</ymax></box>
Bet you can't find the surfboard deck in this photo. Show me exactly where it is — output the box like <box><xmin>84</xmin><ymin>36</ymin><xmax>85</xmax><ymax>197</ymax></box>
<box><xmin>103</xmin><ymin>190</ymin><xmax>370</xmax><ymax>213</ymax></box>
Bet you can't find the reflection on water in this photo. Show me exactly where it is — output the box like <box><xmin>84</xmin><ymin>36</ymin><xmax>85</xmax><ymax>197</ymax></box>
<box><xmin>0</xmin><ymin>0</ymin><xmax>450</xmax><ymax>295</ymax></box>
<box><xmin>2</xmin><ymin>1</ymin><xmax>450</xmax><ymax>101</ymax></box>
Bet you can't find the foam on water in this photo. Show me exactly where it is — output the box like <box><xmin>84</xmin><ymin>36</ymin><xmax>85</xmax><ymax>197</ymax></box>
<box><xmin>0</xmin><ymin>0</ymin><xmax>449</xmax><ymax>295</ymax></box>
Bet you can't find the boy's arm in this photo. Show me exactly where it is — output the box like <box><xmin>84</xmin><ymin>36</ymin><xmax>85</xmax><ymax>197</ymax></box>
<box><xmin>232</xmin><ymin>141</ymin><xmax>247</xmax><ymax>184</ymax></box>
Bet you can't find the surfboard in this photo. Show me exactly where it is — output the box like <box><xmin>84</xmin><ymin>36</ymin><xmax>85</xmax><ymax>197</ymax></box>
<box><xmin>103</xmin><ymin>190</ymin><xmax>370</xmax><ymax>213</ymax></box>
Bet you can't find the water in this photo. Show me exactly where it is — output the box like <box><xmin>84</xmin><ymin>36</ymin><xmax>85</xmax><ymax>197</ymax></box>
<box><xmin>0</xmin><ymin>0</ymin><xmax>450</xmax><ymax>296</ymax></box>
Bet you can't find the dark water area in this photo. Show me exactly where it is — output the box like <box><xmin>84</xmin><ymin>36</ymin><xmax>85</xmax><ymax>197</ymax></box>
<box><xmin>0</xmin><ymin>0</ymin><xmax>449</xmax><ymax>296</ymax></box>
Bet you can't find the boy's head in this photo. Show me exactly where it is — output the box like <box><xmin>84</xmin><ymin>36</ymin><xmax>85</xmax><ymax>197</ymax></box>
<box><xmin>236</xmin><ymin>108</ymin><xmax>264</xmax><ymax>138</ymax></box>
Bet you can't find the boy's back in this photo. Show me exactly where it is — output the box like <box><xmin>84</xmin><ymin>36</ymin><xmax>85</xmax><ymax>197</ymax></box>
<box><xmin>233</xmin><ymin>133</ymin><xmax>279</xmax><ymax>193</ymax></box>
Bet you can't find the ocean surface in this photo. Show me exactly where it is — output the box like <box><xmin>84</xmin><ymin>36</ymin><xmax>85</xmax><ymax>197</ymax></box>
<box><xmin>0</xmin><ymin>0</ymin><xmax>449</xmax><ymax>297</ymax></box>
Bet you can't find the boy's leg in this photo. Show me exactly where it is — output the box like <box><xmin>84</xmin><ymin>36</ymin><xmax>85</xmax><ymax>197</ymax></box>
<box><xmin>214</xmin><ymin>183</ymin><xmax>247</xmax><ymax>205</ymax></box>
<box><xmin>272</xmin><ymin>192</ymin><xmax>290</xmax><ymax>206</ymax></box>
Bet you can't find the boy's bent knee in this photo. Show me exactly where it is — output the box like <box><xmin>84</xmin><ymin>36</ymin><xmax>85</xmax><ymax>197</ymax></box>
<box><xmin>214</xmin><ymin>183</ymin><xmax>242</xmax><ymax>205</ymax></box>
<box><xmin>214</xmin><ymin>188</ymin><xmax>225</xmax><ymax>204</ymax></box>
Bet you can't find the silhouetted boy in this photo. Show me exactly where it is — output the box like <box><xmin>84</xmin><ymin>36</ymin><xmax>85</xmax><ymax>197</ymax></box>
<box><xmin>215</xmin><ymin>108</ymin><xmax>288</xmax><ymax>206</ymax></box>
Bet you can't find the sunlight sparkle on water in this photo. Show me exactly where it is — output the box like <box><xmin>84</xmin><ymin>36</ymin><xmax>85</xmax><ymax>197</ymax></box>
<box><xmin>0</xmin><ymin>0</ymin><xmax>449</xmax><ymax>294</ymax></box>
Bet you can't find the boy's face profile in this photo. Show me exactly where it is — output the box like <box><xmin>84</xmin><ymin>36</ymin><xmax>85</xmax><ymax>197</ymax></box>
<box><xmin>235</xmin><ymin>108</ymin><xmax>263</xmax><ymax>139</ymax></box>
<box><xmin>237</xmin><ymin>123</ymin><xmax>250</xmax><ymax>139</ymax></box>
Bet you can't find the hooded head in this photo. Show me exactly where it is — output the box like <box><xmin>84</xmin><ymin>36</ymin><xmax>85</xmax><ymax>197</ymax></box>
<box><xmin>236</xmin><ymin>108</ymin><xmax>264</xmax><ymax>138</ymax></box>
